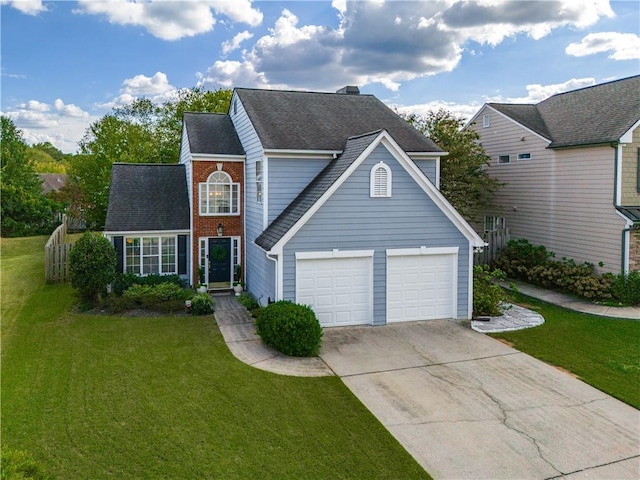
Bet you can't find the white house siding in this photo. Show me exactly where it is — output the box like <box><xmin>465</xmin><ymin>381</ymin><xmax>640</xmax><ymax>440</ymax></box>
<box><xmin>267</xmin><ymin>157</ymin><xmax>331</xmax><ymax>223</ymax></box>
<box><xmin>230</xmin><ymin>95</ymin><xmax>275</xmax><ymax>304</ymax></box>
<box><xmin>472</xmin><ymin>106</ymin><xmax>626</xmax><ymax>273</ymax></box>
<box><xmin>281</xmin><ymin>144</ymin><xmax>471</xmax><ymax>324</ymax></box>
<box><xmin>621</xmin><ymin>127</ymin><xmax>640</xmax><ymax>205</ymax></box>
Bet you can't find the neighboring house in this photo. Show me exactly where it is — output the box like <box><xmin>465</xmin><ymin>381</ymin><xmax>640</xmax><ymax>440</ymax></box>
<box><xmin>39</xmin><ymin>173</ymin><xmax>68</xmax><ymax>194</ymax></box>
<box><xmin>467</xmin><ymin>75</ymin><xmax>640</xmax><ymax>273</ymax></box>
<box><xmin>105</xmin><ymin>86</ymin><xmax>484</xmax><ymax>326</ymax></box>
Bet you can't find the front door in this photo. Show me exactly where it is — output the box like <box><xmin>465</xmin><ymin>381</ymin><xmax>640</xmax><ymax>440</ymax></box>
<box><xmin>208</xmin><ymin>238</ymin><xmax>231</xmax><ymax>284</ymax></box>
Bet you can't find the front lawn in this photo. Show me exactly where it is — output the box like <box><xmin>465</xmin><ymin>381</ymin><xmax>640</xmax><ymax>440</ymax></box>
<box><xmin>491</xmin><ymin>293</ymin><xmax>640</xmax><ymax>409</ymax></box>
<box><xmin>1</xmin><ymin>236</ymin><xmax>430</xmax><ymax>479</ymax></box>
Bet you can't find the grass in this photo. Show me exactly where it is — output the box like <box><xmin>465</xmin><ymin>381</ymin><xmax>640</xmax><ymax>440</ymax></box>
<box><xmin>492</xmin><ymin>293</ymin><xmax>640</xmax><ymax>409</ymax></box>
<box><xmin>1</xmin><ymin>236</ymin><xmax>430</xmax><ymax>479</ymax></box>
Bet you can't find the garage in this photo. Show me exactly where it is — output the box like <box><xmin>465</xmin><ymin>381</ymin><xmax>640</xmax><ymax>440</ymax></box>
<box><xmin>387</xmin><ymin>247</ymin><xmax>458</xmax><ymax>322</ymax></box>
<box><xmin>296</xmin><ymin>251</ymin><xmax>373</xmax><ymax>327</ymax></box>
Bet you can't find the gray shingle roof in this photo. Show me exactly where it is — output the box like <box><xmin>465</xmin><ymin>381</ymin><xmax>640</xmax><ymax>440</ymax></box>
<box><xmin>255</xmin><ymin>130</ymin><xmax>383</xmax><ymax>250</ymax></box>
<box><xmin>39</xmin><ymin>173</ymin><xmax>68</xmax><ymax>194</ymax></box>
<box><xmin>183</xmin><ymin>112</ymin><xmax>244</xmax><ymax>155</ymax></box>
<box><xmin>105</xmin><ymin>163</ymin><xmax>190</xmax><ymax>232</ymax></box>
<box><xmin>489</xmin><ymin>75</ymin><xmax>640</xmax><ymax>148</ymax></box>
<box><xmin>235</xmin><ymin>88</ymin><xmax>443</xmax><ymax>153</ymax></box>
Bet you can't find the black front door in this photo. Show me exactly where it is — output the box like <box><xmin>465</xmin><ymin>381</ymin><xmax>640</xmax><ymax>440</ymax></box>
<box><xmin>208</xmin><ymin>238</ymin><xmax>231</xmax><ymax>283</ymax></box>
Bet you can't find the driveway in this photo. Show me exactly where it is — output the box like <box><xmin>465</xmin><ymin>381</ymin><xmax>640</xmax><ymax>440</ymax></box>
<box><xmin>319</xmin><ymin>320</ymin><xmax>640</xmax><ymax>479</ymax></box>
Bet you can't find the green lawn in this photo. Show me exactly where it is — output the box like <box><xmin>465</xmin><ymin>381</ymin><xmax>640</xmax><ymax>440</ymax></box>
<box><xmin>1</xmin><ymin>236</ymin><xmax>430</xmax><ymax>479</ymax></box>
<box><xmin>492</xmin><ymin>293</ymin><xmax>640</xmax><ymax>409</ymax></box>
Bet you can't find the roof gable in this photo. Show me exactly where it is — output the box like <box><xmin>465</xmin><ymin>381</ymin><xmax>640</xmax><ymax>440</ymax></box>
<box><xmin>105</xmin><ymin>163</ymin><xmax>190</xmax><ymax>232</ymax></box>
<box><xmin>255</xmin><ymin>130</ymin><xmax>483</xmax><ymax>252</ymax></box>
<box><xmin>183</xmin><ymin>112</ymin><xmax>244</xmax><ymax>156</ymax></box>
<box><xmin>234</xmin><ymin>88</ymin><xmax>443</xmax><ymax>153</ymax></box>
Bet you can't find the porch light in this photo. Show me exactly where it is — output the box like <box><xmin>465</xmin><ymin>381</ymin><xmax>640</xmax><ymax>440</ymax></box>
<box><xmin>217</xmin><ymin>223</ymin><xmax>224</xmax><ymax>236</ymax></box>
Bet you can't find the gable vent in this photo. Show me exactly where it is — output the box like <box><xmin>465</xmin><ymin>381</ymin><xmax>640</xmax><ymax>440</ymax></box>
<box><xmin>336</xmin><ymin>85</ymin><xmax>360</xmax><ymax>95</ymax></box>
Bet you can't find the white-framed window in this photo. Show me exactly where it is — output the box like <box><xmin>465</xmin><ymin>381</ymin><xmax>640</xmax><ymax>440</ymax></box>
<box><xmin>482</xmin><ymin>114</ymin><xmax>491</xmax><ymax>128</ymax></box>
<box><xmin>370</xmin><ymin>161</ymin><xmax>392</xmax><ymax>197</ymax></box>
<box><xmin>199</xmin><ymin>171</ymin><xmax>239</xmax><ymax>215</ymax></box>
<box><xmin>256</xmin><ymin>160</ymin><xmax>263</xmax><ymax>203</ymax></box>
<box><xmin>125</xmin><ymin>236</ymin><xmax>177</xmax><ymax>275</ymax></box>
<box><xmin>497</xmin><ymin>155</ymin><xmax>511</xmax><ymax>164</ymax></box>
<box><xmin>484</xmin><ymin>216</ymin><xmax>505</xmax><ymax>233</ymax></box>
<box><xmin>517</xmin><ymin>153</ymin><xmax>532</xmax><ymax>160</ymax></box>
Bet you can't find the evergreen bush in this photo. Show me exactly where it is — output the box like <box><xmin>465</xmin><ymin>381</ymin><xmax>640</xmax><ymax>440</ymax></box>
<box><xmin>255</xmin><ymin>301</ymin><xmax>322</xmax><ymax>357</ymax></box>
<box><xmin>69</xmin><ymin>232</ymin><xmax>117</xmax><ymax>302</ymax></box>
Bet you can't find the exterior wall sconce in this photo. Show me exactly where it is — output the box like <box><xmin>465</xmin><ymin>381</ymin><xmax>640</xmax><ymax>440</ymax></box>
<box><xmin>217</xmin><ymin>223</ymin><xmax>224</xmax><ymax>236</ymax></box>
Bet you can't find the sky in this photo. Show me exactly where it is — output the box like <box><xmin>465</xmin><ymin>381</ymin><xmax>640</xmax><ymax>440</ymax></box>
<box><xmin>1</xmin><ymin>0</ymin><xmax>639</xmax><ymax>154</ymax></box>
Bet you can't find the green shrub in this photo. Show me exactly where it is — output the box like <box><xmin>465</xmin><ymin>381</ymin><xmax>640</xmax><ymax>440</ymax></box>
<box><xmin>610</xmin><ymin>270</ymin><xmax>640</xmax><ymax>305</ymax></box>
<box><xmin>69</xmin><ymin>232</ymin><xmax>117</xmax><ymax>302</ymax></box>
<box><xmin>237</xmin><ymin>292</ymin><xmax>260</xmax><ymax>311</ymax></box>
<box><xmin>113</xmin><ymin>282</ymin><xmax>192</xmax><ymax>312</ymax></box>
<box><xmin>255</xmin><ymin>301</ymin><xmax>323</xmax><ymax>357</ymax></box>
<box><xmin>493</xmin><ymin>238</ymin><xmax>552</xmax><ymax>278</ymax></box>
<box><xmin>112</xmin><ymin>273</ymin><xmax>186</xmax><ymax>296</ymax></box>
<box><xmin>473</xmin><ymin>265</ymin><xmax>509</xmax><ymax>317</ymax></box>
<box><xmin>190</xmin><ymin>293</ymin><xmax>213</xmax><ymax>315</ymax></box>
<box><xmin>0</xmin><ymin>448</ymin><xmax>51</xmax><ymax>480</ymax></box>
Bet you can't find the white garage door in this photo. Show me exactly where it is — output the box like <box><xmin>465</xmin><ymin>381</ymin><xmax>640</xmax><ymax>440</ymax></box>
<box><xmin>387</xmin><ymin>248</ymin><xmax>457</xmax><ymax>322</ymax></box>
<box><xmin>296</xmin><ymin>254</ymin><xmax>372</xmax><ymax>327</ymax></box>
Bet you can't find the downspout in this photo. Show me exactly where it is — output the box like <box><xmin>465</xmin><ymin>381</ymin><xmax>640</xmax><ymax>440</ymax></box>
<box><xmin>266</xmin><ymin>252</ymin><xmax>278</xmax><ymax>305</ymax></box>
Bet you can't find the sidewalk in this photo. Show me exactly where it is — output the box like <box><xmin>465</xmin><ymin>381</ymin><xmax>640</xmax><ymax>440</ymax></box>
<box><xmin>502</xmin><ymin>280</ymin><xmax>640</xmax><ymax>320</ymax></box>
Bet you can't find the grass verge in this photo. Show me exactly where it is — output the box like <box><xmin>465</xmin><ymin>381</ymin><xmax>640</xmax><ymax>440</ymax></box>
<box><xmin>1</xmin><ymin>236</ymin><xmax>430</xmax><ymax>479</ymax></box>
<box><xmin>491</xmin><ymin>293</ymin><xmax>640</xmax><ymax>408</ymax></box>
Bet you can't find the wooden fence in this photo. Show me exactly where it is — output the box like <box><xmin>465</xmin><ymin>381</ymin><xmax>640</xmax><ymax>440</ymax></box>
<box><xmin>45</xmin><ymin>214</ymin><xmax>73</xmax><ymax>283</ymax></box>
<box><xmin>474</xmin><ymin>228</ymin><xmax>510</xmax><ymax>266</ymax></box>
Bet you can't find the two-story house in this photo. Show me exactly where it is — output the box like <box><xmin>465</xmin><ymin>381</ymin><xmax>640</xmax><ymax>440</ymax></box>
<box><xmin>105</xmin><ymin>86</ymin><xmax>484</xmax><ymax>327</ymax></box>
<box><xmin>467</xmin><ymin>75</ymin><xmax>640</xmax><ymax>273</ymax></box>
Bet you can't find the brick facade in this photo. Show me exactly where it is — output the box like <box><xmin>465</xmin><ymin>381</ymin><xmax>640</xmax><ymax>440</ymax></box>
<box><xmin>191</xmin><ymin>160</ymin><xmax>244</xmax><ymax>286</ymax></box>
<box><xmin>629</xmin><ymin>229</ymin><xmax>640</xmax><ymax>272</ymax></box>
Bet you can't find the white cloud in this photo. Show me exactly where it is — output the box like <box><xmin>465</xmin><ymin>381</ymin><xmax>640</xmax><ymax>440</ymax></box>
<box><xmin>395</xmin><ymin>100</ymin><xmax>484</xmax><ymax>123</ymax></box>
<box><xmin>4</xmin><ymin>99</ymin><xmax>93</xmax><ymax>153</ymax></box>
<box><xmin>199</xmin><ymin>1</ymin><xmax>615</xmax><ymax>94</ymax></box>
<box><xmin>97</xmin><ymin>72</ymin><xmax>176</xmax><ymax>108</ymax></box>
<box><xmin>74</xmin><ymin>0</ymin><xmax>262</xmax><ymax>41</ymax></box>
<box><xmin>221</xmin><ymin>30</ymin><xmax>253</xmax><ymax>56</ymax></box>
<box><xmin>0</xmin><ymin>0</ymin><xmax>46</xmax><ymax>15</ymax></box>
<box><xmin>566</xmin><ymin>32</ymin><xmax>640</xmax><ymax>60</ymax></box>
<box><xmin>486</xmin><ymin>78</ymin><xmax>596</xmax><ymax>104</ymax></box>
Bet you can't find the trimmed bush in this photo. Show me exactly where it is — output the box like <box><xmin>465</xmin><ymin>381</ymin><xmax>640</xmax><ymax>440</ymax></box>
<box><xmin>255</xmin><ymin>301</ymin><xmax>322</xmax><ymax>357</ymax></box>
<box><xmin>473</xmin><ymin>265</ymin><xmax>509</xmax><ymax>317</ymax></box>
<box><xmin>112</xmin><ymin>273</ymin><xmax>186</xmax><ymax>296</ymax></box>
<box><xmin>610</xmin><ymin>270</ymin><xmax>640</xmax><ymax>306</ymax></box>
<box><xmin>493</xmin><ymin>238</ymin><xmax>552</xmax><ymax>277</ymax></box>
<box><xmin>237</xmin><ymin>292</ymin><xmax>260</xmax><ymax>311</ymax></box>
<box><xmin>69</xmin><ymin>232</ymin><xmax>117</xmax><ymax>302</ymax></box>
<box><xmin>190</xmin><ymin>293</ymin><xmax>213</xmax><ymax>315</ymax></box>
<box><xmin>106</xmin><ymin>282</ymin><xmax>192</xmax><ymax>313</ymax></box>
<box><xmin>1</xmin><ymin>448</ymin><xmax>51</xmax><ymax>480</ymax></box>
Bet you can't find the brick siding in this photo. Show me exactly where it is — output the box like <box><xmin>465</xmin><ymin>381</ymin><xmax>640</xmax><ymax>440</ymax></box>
<box><xmin>629</xmin><ymin>229</ymin><xmax>640</xmax><ymax>272</ymax></box>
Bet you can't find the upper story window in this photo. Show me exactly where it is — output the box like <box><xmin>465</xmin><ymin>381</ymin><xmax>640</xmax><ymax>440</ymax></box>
<box><xmin>370</xmin><ymin>161</ymin><xmax>392</xmax><ymax>198</ymax></box>
<box><xmin>256</xmin><ymin>161</ymin><xmax>263</xmax><ymax>203</ymax></box>
<box><xmin>517</xmin><ymin>153</ymin><xmax>532</xmax><ymax>160</ymax></box>
<box><xmin>497</xmin><ymin>155</ymin><xmax>511</xmax><ymax>164</ymax></box>
<box><xmin>482</xmin><ymin>114</ymin><xmax>491</xmax><ymax>128</ymax></box>
<box><xmin>199</xmin><ymin>171</ymin><xmax>239</xmax><ymax>215</ymax></box>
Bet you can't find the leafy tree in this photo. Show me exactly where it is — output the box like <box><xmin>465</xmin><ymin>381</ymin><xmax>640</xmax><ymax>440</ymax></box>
<box><xmin>69</xmin><ymin>232</ymin><xmax>117</xmax><ymax>303</ymax></box>
<box><xmin>32</xmin><ymin>141</ymin><xmax>68</xmax><ymax>162</ymax></box>
<box><xmin>404</xmin><ymin>109</ymin><xmax>502</xmax><ymax>224</ymax></box>
<box><xmin>1</xmin><ymin>116</ymin><xmax>59</xmax><ymax>237</ymax></box>
<box><xmin>63</xmin><ymin>154</ymin><xmax>112</xmax><ymax>229</ymax></box>
<box><xmin>28</xmin><ymin>147</ymin><xmax>67</xmax><ymax>173</ymax></box>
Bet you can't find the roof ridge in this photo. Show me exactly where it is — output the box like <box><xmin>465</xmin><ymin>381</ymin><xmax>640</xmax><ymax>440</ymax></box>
<box><xmin>235</xmin><ymin>87</ymin><xmax>374</xmax><ymax>96</ymax></box>
<box><xmin>545</xmin><ymin>74</ymin><xmax>640</xmax><ymax>102</ymax></box>
<box><xmin>346</xmin><ymin>129</ymin><xmax>385</xmax><ymax>140</ymax></box>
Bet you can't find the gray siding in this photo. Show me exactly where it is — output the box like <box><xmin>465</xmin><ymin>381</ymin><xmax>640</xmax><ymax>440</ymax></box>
<box><xmin>179</xmin><ymin>125</ymin><xmax>193</xmax><ymax>206</ymax></box>
<box><xmin>230</xmin><ymin>95</ymin><xmax>275</xmax><ymax>304</ymax></box>
<box><xmin>282</xmin><ymin>144</ymin><xmax>470</xmax><ymax>323</ymax></box>
<box><xmin>267</xmin><ymin>157</ymin><xmax>331</xmax><ymax>223</ymax></box>
<box><xmin>471</xmin><ymin>105</ymin><xmax>627</xmax><ymax>273</ymax></box>
<box><xmin>411</xmin><ymin>158</ymin><xmax>437</xmax><ymax>185</ymax></box>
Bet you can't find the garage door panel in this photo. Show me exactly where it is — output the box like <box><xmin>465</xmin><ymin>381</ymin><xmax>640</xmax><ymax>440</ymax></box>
<box><xmin>296</xmin><ymin>256</ymin><xmax>372</xmax><ymax>327</ymax></box>
<box><xmin>387</xmin><ymin>253</ymin><xmax>456</xmax><ymax>322</ymax></box>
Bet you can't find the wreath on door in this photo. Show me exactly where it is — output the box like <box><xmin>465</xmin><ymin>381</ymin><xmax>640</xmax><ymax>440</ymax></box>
<box><xmin>211</xmin><ymin>245</ymin><xmax>229</xmax><ymax>262</ymax></box>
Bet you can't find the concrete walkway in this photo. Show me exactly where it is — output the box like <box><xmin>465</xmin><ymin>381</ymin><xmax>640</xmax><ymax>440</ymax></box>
<box><xmin>213</xmin><ymin>294</ymin><xmax>640</xmax><ymax>479</ymax></box>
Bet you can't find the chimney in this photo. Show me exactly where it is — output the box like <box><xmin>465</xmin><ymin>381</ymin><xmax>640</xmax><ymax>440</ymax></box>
<box><xmin>336</xmin><ymin>85</ymin><xmax>360</xmax><ymax>95</ymax></box>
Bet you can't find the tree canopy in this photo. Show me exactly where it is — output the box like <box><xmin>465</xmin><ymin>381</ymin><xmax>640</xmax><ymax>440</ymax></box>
<box><xmin>405</xmin><ymin>109</ymin><xmax>501</xmax><ymax>225</ymax></box>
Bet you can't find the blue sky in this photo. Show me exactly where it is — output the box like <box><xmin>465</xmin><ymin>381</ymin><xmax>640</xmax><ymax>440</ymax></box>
<box><xmin>2</xmin><ymin>0</ymin><xmax>639</xmax><ymax>153</ymax></box>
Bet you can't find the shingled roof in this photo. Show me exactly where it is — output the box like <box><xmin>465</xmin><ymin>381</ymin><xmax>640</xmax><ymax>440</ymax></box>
<box><xmin>235</xmin><ymin>88</ymin><xmax>443</xmax><ymax>153</ymax></box>
<box><xmin>255</xmin><ymin>130</ymin><xmax>383</xmax><ymax>250</ymax></box>
<box><xmin>488</xmin><ymin>75</ymin><xmax>640</xmax><ymax>148</ymax></box>
<box><xmin>105</xmin><ymin>163</ymin><xmax>190</xmax><ymax>232</ymax></box>
<box><xmin>183</xmin><ymin>112</ymin><xmax>244</xmax><ymax>155</ymax></box>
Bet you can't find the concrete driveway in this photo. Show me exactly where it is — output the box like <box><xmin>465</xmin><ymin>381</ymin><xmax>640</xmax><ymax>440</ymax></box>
<box><xmin>319</xmin><ymin>320</ymin><xmax>640</xmax><ymax>480</ymax></box>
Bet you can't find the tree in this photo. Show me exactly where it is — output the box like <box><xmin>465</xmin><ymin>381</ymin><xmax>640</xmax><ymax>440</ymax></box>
<box><xmin>63</xmin><ymin>154</ymin><xmax>112</xmax><ymax>230</ymax></box>
<box><xmin>1</xmin><ymin>116</ymin><xmax>59</xmax><ymax>237</ymax></box>
<box><xmin>28</xmin><ymin>147</ymin><xmax>67</xmax><ymax>173</ymax></box>
<box><xmin>405</xmin><ymin>109</ymin><xmax>501</xmax><ymax>224</ymax></box>
<box><xmin>32</xmin><ymin>141</ymin><xmax>68</xmax><ymax>162</ymax></box>
<box><xmin>69</xmin><ymin>232</ymin><xmax>117</xmax><ymax>303</ymax></box>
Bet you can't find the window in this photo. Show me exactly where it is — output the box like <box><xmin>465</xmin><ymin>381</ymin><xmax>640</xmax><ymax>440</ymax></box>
<box><xmin>517</xmin><ymin>153</ymin><xmax>532</xmax><ymax>160</ymax></box>
<box><xmin>256</xmin><ymin>161</ymin><xmax>263</xmax><ymax>203</ymax></box>
<box><xmin>370</xmin><ymin>161</ymin><xmax>392</xmax><ymax>197</ymax></box>
<box><xmin>199</xmin><ymin>171</ymin><xmax>239</xmax><ymax>215</ymax></box>
<box><xmin>497</xmin><ymin>155</ymin><xmax>511</xmax><ymax>164</ymax></box>
<box><xmin>484</xmin><ymin>216</ymin><xmax>505</xmax><ymax>233</ymax></box>
<box><xmin>482</xmin><ymin>114</ymin><xmax>491</xmax><ymax>128</ymax></box>
<box><xmin>125</xmin><ymin>236</ymin><xmax>177</xmax><ymax>275</ymax></box>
